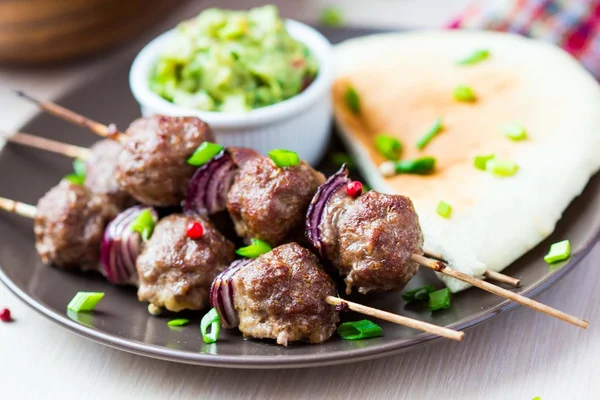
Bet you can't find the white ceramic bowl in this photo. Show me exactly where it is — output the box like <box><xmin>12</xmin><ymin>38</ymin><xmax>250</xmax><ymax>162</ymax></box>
<box><xmin>129</xmin><ymin>20</ymin><xmax>333</xmax><ymax>166</ymax></box>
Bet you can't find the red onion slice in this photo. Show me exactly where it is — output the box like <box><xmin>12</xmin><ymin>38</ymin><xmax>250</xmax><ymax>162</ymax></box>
<box><xmin>209</xmin><ymin>258</ymin><xmax>252</xmax><ymax>329</ymax></box>
<box><xmin>184</xmin><ymin>148</ymin><xmax>259</xmax><ymax>216</ymax></box>
<box><xmin>305</xmin><ymin>165</ymin><xmax>350</xmax><ymax>258</ymax></box>
<box><xmin>100</xmin><ymin>205</ymin><xmax>158</xmax><ymax>286</ymax></box>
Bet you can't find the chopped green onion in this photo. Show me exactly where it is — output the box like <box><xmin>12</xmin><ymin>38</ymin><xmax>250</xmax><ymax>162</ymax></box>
<box><xmin>503</xmin><ymin>122</ymin><xmax>528</xmax><ymax>141</ymax></box>
<box><xmin>319</xmin><ymin>6</ymin><xmax>344</xmax><ymax>27</ymax></box>
<box><xmin>236</xmin><ymin>238</ymin><xmax>272</xmax><ymax>258</ymax></box>
<box><xmin>167</xmin><ymin>318</ymin><xmax>190</xmax><ymax>327</ymax></box>
<box><xmin>64</xmin><ymin>173</ymin><xmax>85</xmax><ymax>185</ymax></box>
<box><xmin>428</xmin><ymin>288</ymin><xmax>452</xmax><ymax>311</ymax></box>
<box><xmin>375</xmin><ymin>134</ymin><xmax>403</xmax><ymax>160</ymax></box>
<box><xmin>201</xmin><ymin>307</ymin><xmax>221</xmax><ymax>344</ymax></box>
<box><xmin>130</xmin><ymin>209</ymin><xmax>156</xmax><ymax>241</ymax></box>
<box><xmin>73</xmin><ymin>158</ymin><xmax>86</xmax><ymax>177</ymax></box>
<box><xmin>416</xmin><ymin>118</ymin><xmax>443</xmax><ymax>150</ymax></box>
<box><xmin>486</xmin><ymin>159</ymin><xmax>519</xmax><ymax>177</ymax></box>
<box><xmin>395</xmin><ymin>157</ymin><xmax>436</xmax><ymax>175</ymax></box>
<box><xmin>330</xmin><ymin>152</ymin><xmax>356</xmax><ymax>169</ymax></box>
<box><xmin>344</xmin><ymin>86</ymin><xmax>361</xmax><ymax>115</ymax></box>
<box><xmin>457</xmin><ymin>49</ymin><xmax>490</xmax><ymax>66</ymax></box>
<box><xmin>67</xmin><ymin>292</ymin><xmax>104</xmax><ymax>312</ymax></box>
<box><xmin>474</xmin><ymin>154</ymin><xmax>495</xmax><ymax>171</ymax></box>
<box><xmin>337</xmin><ymin>320</ymin><xmax>382</xmax><ymax>340</ymax></box>
<box><xmin>454</xmin><ymin>85</ymin><xmax>477</xmax><ymax>102</ymax></box>
<box><xmin>436</xmin><ymin>201</ymin><xmax>452</xmax><ymax>218</ymax></box>
<box><xmin>186</xmin><ymin>142</ymin><xmax>224</xmax><ymax>167</ymax></box>
<box><xmin>402</xmin><ymin>285</ymin><xmax>437</xmax><ymax>302</ymax></box>
<box><xmin>268</xmin><ymin>149</ymin><xmax>300</xmax><ymax>168</ymax></box>
<box><xmin>544</xmin><ymin>240</ymin><xmax>571</xmax><ymax>264</ymax></box>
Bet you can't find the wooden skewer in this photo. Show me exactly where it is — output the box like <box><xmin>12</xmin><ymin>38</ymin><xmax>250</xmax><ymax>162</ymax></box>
<box><xmin>13</xmin><ymin>90</ymin><xmax>125</xmax><ymax>143</ymax></box>
<box><xmin>423</xmin><ymin>249</ymin><xmax>521</xmax><ymax>288</ymax></box>
<box><xmin>5</xmin><ymin>132</ymin><xmax>91</xmax><ymax>160</ymax></box>
<box><xmin>325</xmin><ymin>296</ymin><xmax>464</xmax><ymax>341</ymax></box>
<box><xmin>411</xmin><ymin>254</ymin><xmax>589</xmax><ymax>329</ymax></box>
<box><xmin>0</xmin><ymin>197</ymin><xmax>36</xmax><ymax>219</ymax></box>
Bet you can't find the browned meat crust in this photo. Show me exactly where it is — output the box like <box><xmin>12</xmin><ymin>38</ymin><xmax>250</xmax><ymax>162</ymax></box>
<box><xmin>233</xmin><ymin>243</ymin><xmax>339</xmax><ymax>345</ymax></box>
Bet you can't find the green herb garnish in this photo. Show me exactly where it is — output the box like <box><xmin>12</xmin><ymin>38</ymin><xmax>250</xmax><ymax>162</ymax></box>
<box><xmin>168</xmin><ymin>318</ymin><xmax>190</xmax><ymax>327</ymax></box>
<box><xmin>428</xmin><ymin>288</ymin><xmax>452</xmax><ymax>311</ymax></box>
<box><xmin>402</xmin><ymin>285</ymin><xmax>437</xmax><ymax>303</ymax></box>
<box><xmin>503</xmin><ymin>122</ymin><xmax>528</xmax><ymax>141</ymax></box>
<box><xmin>186</xmin><ymin>142</ymin><xmax>224</xmax><ymax>167</ymax></box>
<box><xmin>454</xmin><ymin>85</ymin><xmax>477</xmax><ymax>102</ymax></box>
<box><xmin>331</xmin><ymin>152</ymin><xmax>356</xmax><ymax>169</ymax></box>
<box><xmin>130</xmin><ymin>209</ymin><xmax>156</xmax><ymax>241</ymax></box>
<box><xmin>268</xmin><ymin>149</ymin><xmax>300</xmax><ymax>168</ymax></box>
<box><xmin>544</xmin><ymin>240</ymin><xmax>570</xmax><ymax>264</ymax></box>
<box><xmin>337</xmin><ymin>320</ymin><xmax>382</xmax><ymax>340</ymax></box>
<box><xmin>319</xmin><ymin>6</ymin><xmax>344</xmax><ymax>27</ymax></box>
<box><xmin>236</xmin><ymin>238</ymin><xmax>272</xmax><ymax>258</ymax></box>
<box><xmin>457</xmin><ymin>49</ymin><xmax>490</xmax><ymax>66</ymax></box>
<box><xmin>436</xmin><ymin>201</ymin><xmax>452</xmax><ymax>218</ymax></box>
<box><xmin>395</xmin><ymin>157</ymin><xmax>436</xmax><ymax>175</ymax></box>
<box><xmin>67</xmin><ymin>292</ymin><xmax>105</xmax><ymax>312</ymax></box>
<box><xmin>416</xmin><ymin>118</ymin><xmax>443</xmax><ymax>150</ymax></box>
<box><xmin>486</xmin><ymin>159</ymin><xmax>519</xmax><ymax>177</ymax></box>
<box><xmin>375</xmin><ymin>134</ymin><xmax>403</xmax><ymax>160</ymax></box>
<box><xmin>64</xmin><ymin>158</ymin><xmax>87</xmax><ymax>185</ymax></box>
<box><xmin>201</xmin><ymin>307</ymin><xmax>221</xmax><ymax>344</ymax></box>
<box><xmin>474</xmin><ymin>154</ymin><xmax>495</xmax><ymax>171</ymax></box>
<box><xmin>344</xmin><ymin>86</ymin><xmax>361</xmax><ymax>115</ymax></box>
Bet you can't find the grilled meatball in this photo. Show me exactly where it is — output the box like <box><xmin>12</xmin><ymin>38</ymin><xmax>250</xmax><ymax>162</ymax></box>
<box><xmin>321</xmin><ymin>190</ymin><xmax>424</xmax><ymax>295</ymax></box>
<box><xmin>116</xmin><ymin>115</ymin><xmax>215</xmax><ymax>206</ymax></box>
<box><xmin>227</xmin><ymin>156</ymin><xmax>325</xmax><ymax>246</ymax></box>
<box><xmin>85</xmin><ymin>139</ymin><xmax>135</xmax><ymax>209</ymax></box>
<box><xmin>137</xmin><ymin>214</ymin><xmax>235</xmax><ymax>313</ymax></box>
<box><xmin>233</xmin><ymin>243</ymin><xmax>339</xmax><ymax>346</ymax></box>
<box><xmin>34</xmin><ymin>180</ymin><xmax>119</xmax><ymax>270</ymax></box>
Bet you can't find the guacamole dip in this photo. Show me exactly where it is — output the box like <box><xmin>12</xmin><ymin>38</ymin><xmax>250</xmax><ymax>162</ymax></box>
<box><xmin>149</xmin><ymin>6</ymin><xmax>319</xmax><ymax>112</ymax></box>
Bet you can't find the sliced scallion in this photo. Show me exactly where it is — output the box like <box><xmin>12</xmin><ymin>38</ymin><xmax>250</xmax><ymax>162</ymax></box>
<box><xmin>457</xmin><ymin>49</ymin><xmax>490</xmax><ymax>66</ymax></box>
<box><xmin>236</xmin><ymin>238</ymin><xmax>272</xmax><ymax>258</ymax></box>
<box><xmin>330</xmin><ymin>153</ymin><xmax>355</xmax><ymax>169</ymax></box>
<box><xmin>67</xmin><ymin>292</ymin><xmax>105</xmax><ymax>312</ymax></box>
<box><xmin>64</xmin><ymin>158</ymin><xmax>87</xmax><ymax>185</ymax></box>
<box><xmin>344</xmin><ymin>86</ymin><xmax>361</xmax><ymax>115</ymax></box>
<box><xmin>64</xmin><ymin>174</ymin><xmax>85</xmax><ymax>185</ymax></box>
<box><xmin>454</xmin><ymin>85</ymin><xmax>477</xmax><ymax>102</ymax></box>
<box><xmin>167</xmin><ymin>318</ymin><xmax>190</xmax><ymax>327</ymax></box>
<box><xmin>503</xmin><ymin>122</ymin><xmax>528</xmax><ymax>141</ymax></box>
<box><xmin>201</xmin><ymin>307</ymin><xmax>221</xmax><ymax>344</ymax></box>
<box><xmin>130</xmin><ymin>209</ymin><xmax>156</xmax><ymax>241</ymax></box>
<box><xmin>337</xmin><ymin>320</ymin><xmax>382</xmax><ymax>340</ymax></box>
<box><xmin>428</xmin><ymin>288</ymin><xmax>452</xmax><ymax>311</ymax></box>
<box><xmin>402</xmin><ymin>285</ymin><xmax>437</xmax><ymax>303</ymax></box>
<box><xmin>416</xmin><ymin>118</ymin><xmax>443</xmax><ymax>150</ymax></box>
<box><xmin>474</xmin><ymin>154</ymin><xmax>495</xmax><ymax>171</ymax></box>
<box><xmin>187</xmin><ymin>142</ymin><xmax>225</xmax><ymax>167</ymax></box>
<box><xmin>486</xmin><ymin>159</ymin><xmax>519</xmax><ymax>177</ymax></box>
<box><xmin>395</xmin><ymin>157</ymin><xmax>436</xmax><ymax>175</ymax></box>
<box><xmin>436</xmin><ymin>201</ymin><xmax>452</xmax><ymax>218</ymax></box>
<box><xmin>319</xmin><ymin>6</ymin><xmax>344</xmax><ymax>27</ymax></box>
<box><xmin>375</xmin><ymin>134</ymin><xmax>403</xmax><ymax>160</ymax></box>
<box><xmin>544</xmin><ymin>240</ymin><xmax>571</xmax><ymax>264</ymax></box>
<box><xmin>268</xmin><ymin>149</ymin><xmax>300</xmax><ymax>168</ymax></box>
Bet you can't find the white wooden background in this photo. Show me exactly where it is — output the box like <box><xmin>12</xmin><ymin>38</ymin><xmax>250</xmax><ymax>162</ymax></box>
<box><xmin>1</xmin><ymin>1</ymin><xmax>598</xmax><ymax>398</ymax></box>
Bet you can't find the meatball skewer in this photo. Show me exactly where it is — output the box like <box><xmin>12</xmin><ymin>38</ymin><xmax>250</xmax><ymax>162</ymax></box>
<box><xmin>306</xmin><ymin>165</ymin><xmax>589</xmax><ymax>329</ymax></box>
<box><xmin>210</xmin><ymin>243</ymin><xmax>464</xmax><ymax>345</ymax></box>
<box><xmin>15</xmin><ymin>91</ymin><xmax>216</xmax><ymax>207</ymax></box>
<box><xmin>5</xmin><ymin>132</ymin><xmax>135</xmax><ymax>209</ymax></box>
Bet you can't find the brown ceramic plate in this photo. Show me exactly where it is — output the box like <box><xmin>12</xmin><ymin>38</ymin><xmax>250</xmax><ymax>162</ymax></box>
<box><xmin>0</xmin><ymin>28</ymin><xmax>599</xmax><ymax>369</ymax></box>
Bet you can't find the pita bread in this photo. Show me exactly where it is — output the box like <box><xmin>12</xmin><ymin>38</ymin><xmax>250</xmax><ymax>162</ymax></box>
<box><xmin>332</xmin><ymin>31</ymin><xmax>600</xmax><ymax>292</ymax></box>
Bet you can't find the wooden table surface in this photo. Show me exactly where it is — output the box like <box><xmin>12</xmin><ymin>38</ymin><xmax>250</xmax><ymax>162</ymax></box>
<box><xmin>0</xmin><ymin>1</ymin><xmax>597</xmax><ymax>399</ymax></box>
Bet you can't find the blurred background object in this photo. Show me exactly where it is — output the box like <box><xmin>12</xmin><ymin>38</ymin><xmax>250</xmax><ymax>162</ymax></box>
<box><xmin>0</xmin><ymin>0</ymin><xmax>184</xmax><ymax>65</ymax></box>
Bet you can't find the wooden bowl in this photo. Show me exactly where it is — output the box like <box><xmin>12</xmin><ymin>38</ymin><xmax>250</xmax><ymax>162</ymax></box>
<box><xmin>0</xmin><ymin>0</ymin><xmax>183</xmax><ymax>65</ymax></box>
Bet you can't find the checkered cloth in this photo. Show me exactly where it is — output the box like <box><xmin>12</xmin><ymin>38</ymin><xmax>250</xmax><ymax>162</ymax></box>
<box><xmin>448</xmin><ymin>0</ymin><xmax>600</xmax><ymax>79</ymax></box>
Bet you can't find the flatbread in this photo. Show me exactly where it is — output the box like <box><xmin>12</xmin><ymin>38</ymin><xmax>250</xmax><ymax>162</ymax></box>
<box><xmin>332</xmin><ymin>31</ymin><xmax>600</xmax><ymax>291</ymax></box>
